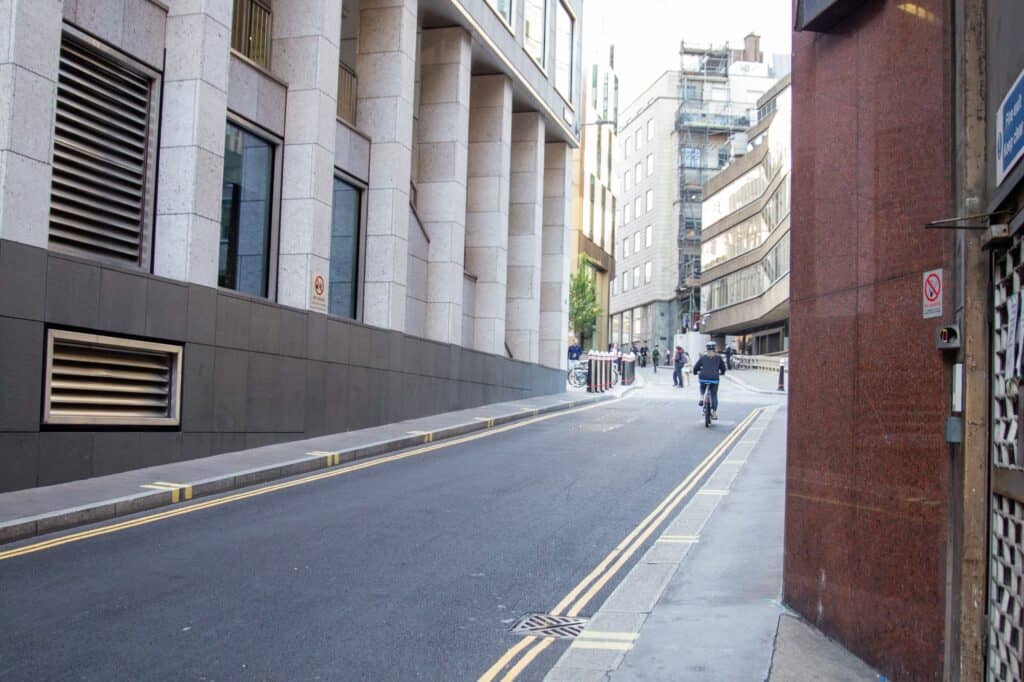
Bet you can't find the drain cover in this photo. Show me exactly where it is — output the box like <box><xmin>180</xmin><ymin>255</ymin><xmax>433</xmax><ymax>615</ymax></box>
<box><xmin>510</xmin><ymin>613</ymin><xmax>588</xmax><ymax>639</ymax></box>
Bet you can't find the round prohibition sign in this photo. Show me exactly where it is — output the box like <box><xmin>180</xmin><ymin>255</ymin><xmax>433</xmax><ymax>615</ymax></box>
<box><xmin>314</xmin><ymin>274</ymin><xmax>326</xmax><ymax>297</ymax></box>
<box><xmin>924</xmin><ymin>272</ymin><xmax>941</xmax><ymax>303</ymax></box>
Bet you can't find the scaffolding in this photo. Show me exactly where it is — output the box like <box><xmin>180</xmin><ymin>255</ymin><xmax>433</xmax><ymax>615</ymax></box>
<box><xmin>674</xmin><ymin>42</ymin><xmax>751</xmax><ymax>331</ymax></box>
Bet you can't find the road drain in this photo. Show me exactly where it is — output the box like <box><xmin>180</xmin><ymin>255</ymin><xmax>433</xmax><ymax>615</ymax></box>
<box><xmin>510</xmin><ymin>613</ymin><xmax>588</xmax><ymax>639</ymax></box>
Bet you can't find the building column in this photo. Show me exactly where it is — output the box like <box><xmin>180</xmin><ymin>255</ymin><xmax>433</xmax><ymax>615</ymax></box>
<box><xmin>416</xmin><ymin>27</ymin><xmax>471</xmax><ymax>345</ymax></box>
<box><xmin>465</xmin><ymin>75</ymin><xmax>512</xmax><ymax>355</ymax></box>
<box><xmin>153</xmin><ymin>0</ymin><xmax>232</xmax><ymax>284</ymax></box>
<box><xmin>540</xmin><ymin>142</ymin><xmax>572</xmax><ymax>369</ymax></box>
<box><xmin>505</xmin><ymin>113</ymin><xmax>545</xmax><ymax>363</ymax></box>
<box><xmin>272</xmin><ymin>0</ymin><xmax>342</xmax><ymax>309</ymax></box>
<box><xmin>357</xmin><ymin>0</ymin><xmax>417</xmax><ymax>330</ymax></box>
<box><xmin>0</xmin><ymin>0</ymin><xmax>62</xmax><ymax>248</ymax></box>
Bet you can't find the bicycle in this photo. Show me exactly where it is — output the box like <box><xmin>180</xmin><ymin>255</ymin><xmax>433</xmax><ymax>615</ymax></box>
<box><xmin>567</xmin><ymin>360</ymin><xmax>589</xmax><ymax>388</ymax></box>
<box><xmin>699</xmin><ymin>379</ymin><xmax>719</xmax><ymax>428</ymax></box>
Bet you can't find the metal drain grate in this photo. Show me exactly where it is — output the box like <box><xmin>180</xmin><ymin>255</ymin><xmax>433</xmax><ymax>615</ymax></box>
<box><xmin>510</xmin><ymin>614</ymin><xmax>588</xmax><ymax>639</ymax></box>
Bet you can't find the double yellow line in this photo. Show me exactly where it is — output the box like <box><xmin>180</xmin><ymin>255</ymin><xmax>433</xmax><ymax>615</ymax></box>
<box><xmin>0</xmin><ymin>400</ymin><xmax>612</xmax><ymax>563</ymax></box>
<box><xmin>479</xmin><ymin>408</ymin><xmax>763</xmax><ymax>682</ymax></box>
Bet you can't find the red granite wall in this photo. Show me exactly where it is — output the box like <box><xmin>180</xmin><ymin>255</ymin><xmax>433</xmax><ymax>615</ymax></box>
<box><xmin>784</xmin><ymin>1</ymin><xmax>954</xmax><ymax>679</ymax></box>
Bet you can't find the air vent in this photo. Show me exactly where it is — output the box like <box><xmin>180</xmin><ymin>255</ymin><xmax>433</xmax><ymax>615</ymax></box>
<box><xmin>48</xmin><ymin>32</ymin><xmax>158</xmax><ymax>267</ymax></box>
<box><xmin>43</xmin><ymin>330</ymin><xmax>183</xmax><ymax>426</ymax></box>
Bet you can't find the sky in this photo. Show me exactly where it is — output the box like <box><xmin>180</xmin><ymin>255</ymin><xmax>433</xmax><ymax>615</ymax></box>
<box><xmin>581</xmin><ymin>0</ymin><xmax>793</xmax><ymax>108</ymax></box>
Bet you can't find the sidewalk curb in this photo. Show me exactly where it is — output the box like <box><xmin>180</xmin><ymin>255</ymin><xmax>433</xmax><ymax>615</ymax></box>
<box><xmin>724</xmin><ymin>372</ymin><xmax>787</xmax><ymax>395</ymax></box>
<box><xmin>0</xmin><ymin>390</ymin><xmax>633</xmax><ymax>547</ymax></box>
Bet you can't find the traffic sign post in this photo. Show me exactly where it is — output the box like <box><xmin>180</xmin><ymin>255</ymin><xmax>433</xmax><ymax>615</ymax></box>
<box><xmin>922</xmin><ymin>269</ymin><xmax>943</xmax><ymax>319</ymax></box>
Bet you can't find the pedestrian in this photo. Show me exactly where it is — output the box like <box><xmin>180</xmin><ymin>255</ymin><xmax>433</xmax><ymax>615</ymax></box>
<box><xmin>640</xmin><ymin>343</ymin><xmax>649</xmax><ymax>368</ymax></box>
<box><xmin>724</xmin><ymin>344</ymin><xmax>735</xmax><ymax>370</ymax></box>
<box><xmin>673</xmin><ymin>345</ymin><xmax>685</xmax><ymax>387</ymax></box>
<box><xmin>652</xmin><ymin>346</ymin><xmax>661</xmax><ymax>372</ymax></box>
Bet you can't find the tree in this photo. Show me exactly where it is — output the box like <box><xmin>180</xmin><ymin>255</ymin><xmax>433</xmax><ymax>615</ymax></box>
<box><xmin>569</xmin><ymin>255</ymin><xmax>602</xmax><ymax>350</ymax></box>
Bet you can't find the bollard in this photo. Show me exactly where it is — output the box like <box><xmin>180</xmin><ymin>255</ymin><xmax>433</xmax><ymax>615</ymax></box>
<box><xmin>602</xmin><ymin>352</ymin><xmax>609</xmax><ymax>391</ymax></box>
<box><xmin>587</xmin><ymin>351</ymin><xmax>595</xmax><ymax>393</ymax></box>
<box><xmin>778</xmin><ymin>359</ymin><xmax>786</xmax><ymax>392</ymax></box>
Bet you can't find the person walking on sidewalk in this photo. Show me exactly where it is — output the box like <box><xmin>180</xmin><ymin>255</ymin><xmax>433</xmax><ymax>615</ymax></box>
<box><xmin>693</xmin><ymin>342</ymin><xmax>727</xmax><ymax>420</ymax></box>
<box><xmin>651</xmin><ymin>346</ymin><xmax>661</xmax><ymax>372</ymax></box>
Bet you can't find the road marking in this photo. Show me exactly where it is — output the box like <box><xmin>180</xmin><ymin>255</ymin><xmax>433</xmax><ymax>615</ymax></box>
<box><xmin>307</xmin><ymin>451</ymin><xmax>343</xmax><ymax>466</ymax></box>
<box><xmin>657</xmin><ymin>535</ymin><xmax>699</xmax><ymax>544</ymax></box>
<box><xmin>140</xmin><ymin>482</ymin><xmax>192</xmax><ymax>503</ymax></box>
<box><xmin>570</xmin><ymin>640</ymin><xmax>633</xmax><ymax>651</ymax></box>
<box><xmin>406</xmin><ymin>431</ymin><xmax>436</xmax><ymax>443</ymax></box>
<box><xmin>697</xmin><ymin>489</ymin><xmax>729</xmax><ymax>496</ymax></box>
<box><xmin>0</xmin><ymin>400</ymin><xmax>615</xmax><ymax>563</ymax></box>
<box><xmin>479</xmin><ymin>637</ymin><xmax>537</xmax><ymax>682</ymax></box>
<box><xmin>478</xmin><ymin>408</ymin><xmax>761</xmax><ymax>681</ymax></box>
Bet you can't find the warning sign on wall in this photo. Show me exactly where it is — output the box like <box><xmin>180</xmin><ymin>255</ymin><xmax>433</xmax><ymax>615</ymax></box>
<box><xmin>311</xmin><ymin>273</ymin><xmax>327</xmax><ymax>314</ymax></box>
<box><xmin>922</xmin><ymin>269</ymin><xmax>942</xmax><ymax>319</ymax></box>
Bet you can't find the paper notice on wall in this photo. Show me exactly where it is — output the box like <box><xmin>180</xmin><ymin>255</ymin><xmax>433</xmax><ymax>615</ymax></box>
<box><xmin>311</xmin><ymin>273</ymin><xmax>327</xmax><ymax>314</ymax></box>
<box><xmin>1009</xmin><ymin>293</ymin><xmax>1020</xmax><ymax>378</ymax></box>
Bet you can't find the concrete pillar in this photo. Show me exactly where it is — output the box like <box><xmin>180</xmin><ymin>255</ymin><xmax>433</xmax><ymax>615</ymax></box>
<box><xmin>0</xmin><ymin>0</ymin><xmax>62</xmax><ymax>248</ymax></box>
<box><xmin>272</xmin><ymin>0</ymin><xmax>343</xmax><ymax>308</ymax></box>
<box><xmin>416</xmin><ymin>27</ymin><xmax>471</xmax><ymax>345</ymax></box>
<box><xmin>357</xmin><ymin>0</ymin><xmax>417</xmax><ymax>330</ymax></box>
<box><xmin>505</xmin><ymin>113</ymin><xmax>545</xmax><ymax>363</ymax></box>
<box><xmin>153</xmin><ymin>0</ymin><xmax>232</xmax><ymax>284</ymax></box>
<box><xmin>540</xmin><ymin>142</ymin><xmax>572</xmax><ymax>369</ymax></box>
<box><xmin>465</xmin><ymin>74</ymin><xmax>512</xmax><ymax>355</ymax></box>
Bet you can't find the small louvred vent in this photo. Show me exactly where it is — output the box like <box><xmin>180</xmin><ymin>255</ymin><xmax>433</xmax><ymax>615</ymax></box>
<box><xmin>48</xmin><ymin>33</ymin><xmax>157</xmax><ymax>266</ymax></box>
<box><xmin>43</xmin><ymin>330</ymin><xmax>182</xmax><ymax>426</ymax></box>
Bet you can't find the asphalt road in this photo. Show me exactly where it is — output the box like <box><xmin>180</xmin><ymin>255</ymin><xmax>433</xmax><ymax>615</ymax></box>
<box><xmin>0</xmin><ymin>369</ymin><xmax>771</xmax><ymax>681</ymax></box>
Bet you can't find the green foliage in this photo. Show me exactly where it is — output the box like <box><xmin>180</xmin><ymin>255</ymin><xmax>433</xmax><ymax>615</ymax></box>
<box><xmin>569</xmin><ymin>255</ymin><xmax>602</xmax><ymax>347</ymax></box>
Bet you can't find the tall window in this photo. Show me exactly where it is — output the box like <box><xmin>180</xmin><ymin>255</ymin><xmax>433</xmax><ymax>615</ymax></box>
<box><xmin>487</xmin><ymin>0</ymin><xmax>513</xmax><ymax>26</ymax></box>
<box><xmin>624</xmin><ymin>237</ymin><xmax>630</xmax><ymax>258</ymax></box>
<box><xmin>646</xmin><ymin>154</ymin><xmax>654</xmax><ymax>176</ymax></box>
<box><xmin>644</xmin><ymin>260</ymin><xmax>652</xmax><ymax>283</ymax></box>
<box><xmin>634</xmin><ymin>129</ymin><xmax>641</xmax><ymax>150</ymax></box>
<box><xmin>645</xmin><ymin>189</ymin><xmax>654</xmax><ymax>212</ymax></box>
<box><xmin>554</xmin><ymin>1</ymin><xmax>574</xmax><ymax>100</ymax></box>
<box><xmin>524</xmin><ymin>0</ymin><xmax>546</xmax><ymax>65</ymax></box>
<box><xmin>647</xmin><ymin>119</ymin><xmax>654</xmax><ymax>141</ymax></box>
<box><xmin>633</xmin><ymin>232</ymin><xmax>641</xmax><ymax>253</ymax></box>
<box><xmin>329</xmin><ymin>176</ymin><xmax>361</xmax><ymax>318</ymax></box>
<box><xmin>645</xmin><ymin>225</ymin><xmax>652</xmax><ymax>247</ymax></box>
<box><xmin>624</xmin><ymin>169</ymin><xmax>632</xmax><ymax>191</ymax></box>
<box><xmin>633</xmin><ymin>266</ymin><xmax>640</xmax><ymax>289</ymax></box>
<box><xmin>220</xmin><ymin>122</ymin><xmax>274</xmax><ymax>297</ymax></box>
<box><xmin>231</xmin><ymin>0</ymin><xmax>272</xmax><ymax>68</ymax></box>
<box><xmin>622</xmin><ymin>271</ymin><xmax>629</xmax><ymax>292</ymax></box>
<box><xmin>635</xmin><ymin>162</ymin><xmax>642</xmax><ymax>181</ymax></box>
<box><xmin>624</xmin><ymin>204</ymin><xmax>631</xmax><ymax>225</ymax></box>
<box><xmin>633</xmin><ymin>197</ymin><xmax>641</xmax><ymax>217</ymax></box>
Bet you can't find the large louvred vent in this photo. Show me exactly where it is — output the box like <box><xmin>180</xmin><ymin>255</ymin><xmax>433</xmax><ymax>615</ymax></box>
<box><xmin>43</xmin><ymin>330</ymin><xmax>182</xmax><ymax>426</ymax></box>
<box><xmin>48</xmin><ymin>34</ymin><xmax>157</xmax><ymax>266</ymax></box>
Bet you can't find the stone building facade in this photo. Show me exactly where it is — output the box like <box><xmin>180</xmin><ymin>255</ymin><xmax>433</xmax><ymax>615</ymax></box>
<box><xmin>0</xmin><ymin>0</ymin><xmax>582</xmax><ymax>491</ymax></box>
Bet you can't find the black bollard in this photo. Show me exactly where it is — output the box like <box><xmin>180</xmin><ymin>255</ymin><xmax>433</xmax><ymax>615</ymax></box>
<box><xmin>778</xmin><ymin>361</ymin><xmax>786</xmax><ymax>392</ymax></box>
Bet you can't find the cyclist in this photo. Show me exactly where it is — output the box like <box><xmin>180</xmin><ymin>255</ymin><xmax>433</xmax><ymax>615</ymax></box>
<box><xmin>693</xmin><ymin>342</ymin><xmax>727</xmax><ymax>420</ymax></box>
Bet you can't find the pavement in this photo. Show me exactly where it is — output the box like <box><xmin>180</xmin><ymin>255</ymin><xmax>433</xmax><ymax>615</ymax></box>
<box><xmin>0</xmin><ymin>365</ymin><xmax>879</xmax><ymax>681</ymax></box>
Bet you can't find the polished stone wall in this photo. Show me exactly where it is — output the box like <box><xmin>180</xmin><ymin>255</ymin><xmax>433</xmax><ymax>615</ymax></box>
<box><xmin>785</xmin><ymin>1</ymin><xmax>954</xmax><ymax>679</ymax></box>
<box><xmin>0</xmin><ymin>239</ymin><xmax>564</xmax><ymax>493</ymax></box>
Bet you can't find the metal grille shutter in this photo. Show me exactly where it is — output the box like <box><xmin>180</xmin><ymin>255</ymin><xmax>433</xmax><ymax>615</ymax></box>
<box><xmin>43</xmin><ymin>330</ymin><xmax>183</xmax><ymax>427</ymax></box>
<box><xmin>49</xmin><ymin>35</ymin><xmax>155</xmax><ymax>266</ymax></box>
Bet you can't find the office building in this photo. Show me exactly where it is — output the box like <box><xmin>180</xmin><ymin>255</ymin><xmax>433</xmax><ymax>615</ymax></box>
<box><xmin>0</xmin><ymin>0</ymin><xmax>583</xmax><ymax>490</ymax></box>
<box><xmin>699</xmin><ymin>74</ymin><xmax>790</xmax><ymax>354</ymax></box>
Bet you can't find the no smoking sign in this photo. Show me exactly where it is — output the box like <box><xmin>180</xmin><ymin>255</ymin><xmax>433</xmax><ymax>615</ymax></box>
<box><xmin>922</xmin><ymin>268</ymin><xmax>942</xmax><ymax>319</ymax></box>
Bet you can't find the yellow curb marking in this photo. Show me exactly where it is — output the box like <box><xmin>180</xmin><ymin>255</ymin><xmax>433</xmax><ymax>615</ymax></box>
<box><xmin>140</xmin><ymin>482</ymin><xmax>192</xmax><ymax>503</ymax></box>
<box><xmin>570</xmin><ymin>641</ymin><xmax>633</xmax><ymax>651</ymax></box>
<box><xmin>577</xmin><ymin>631</ymin><xmax>638</xmax><ymax>641</ymax></box>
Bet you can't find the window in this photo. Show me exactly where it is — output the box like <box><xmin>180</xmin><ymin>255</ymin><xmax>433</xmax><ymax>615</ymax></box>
<box><xmin>646</xmin><ymin>154</ymin><xmax>654</xmax><ymax>176</ymax></box>
<box><xmin>645</xmin><ymin>189</ymin><xmax>654</xmax><ymax>212</ymax></box>
<box><xmin>634</xmin><ymin>129</ymin><xmax>641</xmax><ymax>150</ymax></box>
<box><xmin>524</xmin><ymin>0</ymin><xmax>546</xmax><ymax>65</ymax></box>
<box><xmin>624</xmin><ymin>170</ymin><xmax>631</xmax><ymax>191</ymax></box>
<box><xmin>554</xmin><ymin>1</ymin><xmax>574</xmax><ymax>99</ymax></box>
<box><xmin>231</xmin><ymin>0</ymin><xmax>272</xmax><ymax>68</ymax></box>
<box><xmin>49</xmin><ymin>31</ymin><xmax>159</xmax><ymax>268</ymax></box>
<box><xmin>646</xmin><ymin>119</ymin><xmax>654</xmax><ymax>141</ymax></box>
<box><xmin>624</xmin><ymin>237</ymin><xmax>630</xmax><ymax>258</ymax></box>
<box><xmin>645</xmin><ymin>225</ymin><xmax>652</xmax><ymax>247</ymax></box>
<box><xmin>633</xmin><ymin>266</ymin><xmax>640</xmax><ymax>288</ymax></box>
<box><xmin>683</xmin><ymin>146</ymin><xmax>701</xmax><ymax>168</ymax></box>
<box><xmin>486</xmin><ymin>0</ymin><xmax>514</xmax><ymax>26</ymax></box>
<box><xmin>622</xmin><ymin>272</ymin><xmax>629</xmax><ymax>292</ymax></box>
<box><xmin>635</xmin><ymin>162</ymin><xmax>642</xmax><ymax>182</ymax></box>
<box><xmin>718</xmin><ymin>146</ymin><xmax>731</xmax><ymax>168</ymax></box>
<box><xmin>634</xmin><ymin>197</ymin><xmax>642</xmax><ymax>217</ymax></box>
<box><xmin>624</xmin><ymin>137</ymin><xmax>631</xmax><ymax>158</ymax></box>
<box><xmin>220</xmin><ymin>122</ymin><xmax>275</xmax><ymax>297</ymax></box>
<box><xmin>596</xmin><ymin>131</ymin><xmax>603</xmax><ymax>180</ymax></box>
<box><xmin>612</xmin><ymin>276</ymin><xmax>618</xmax><ymax>294</ymax></box>
<box><xmin>624</xmin><ymin>204</ymin><xmax>631</xmax><ymax>225</ymax></box>
<box><xmin>633</xmin><ymin>232</ymin><xmax>641</xmax><ymax>253</ymax></box>
<box><xmin>644</xmin><ymin>261</ymin><xmax>652</xmax><ymax>283</ymax></box>
<box><xmin>329</xmin><ymin>176</ymin><xmax>361</xmax><ymax>318</ymax></box>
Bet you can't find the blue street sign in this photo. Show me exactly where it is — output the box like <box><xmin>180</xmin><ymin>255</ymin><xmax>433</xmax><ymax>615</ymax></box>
<box><xmin>998</xmin><ymin>66</ymin><xmax>1024</xmax><ymax>186</ymax></box>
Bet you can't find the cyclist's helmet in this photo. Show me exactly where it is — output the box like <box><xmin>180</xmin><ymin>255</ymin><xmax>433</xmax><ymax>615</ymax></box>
<box><xmin>706</xmin><ymin>342</ymin><xmax>717</xmax><ymax>351</ymax></box>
